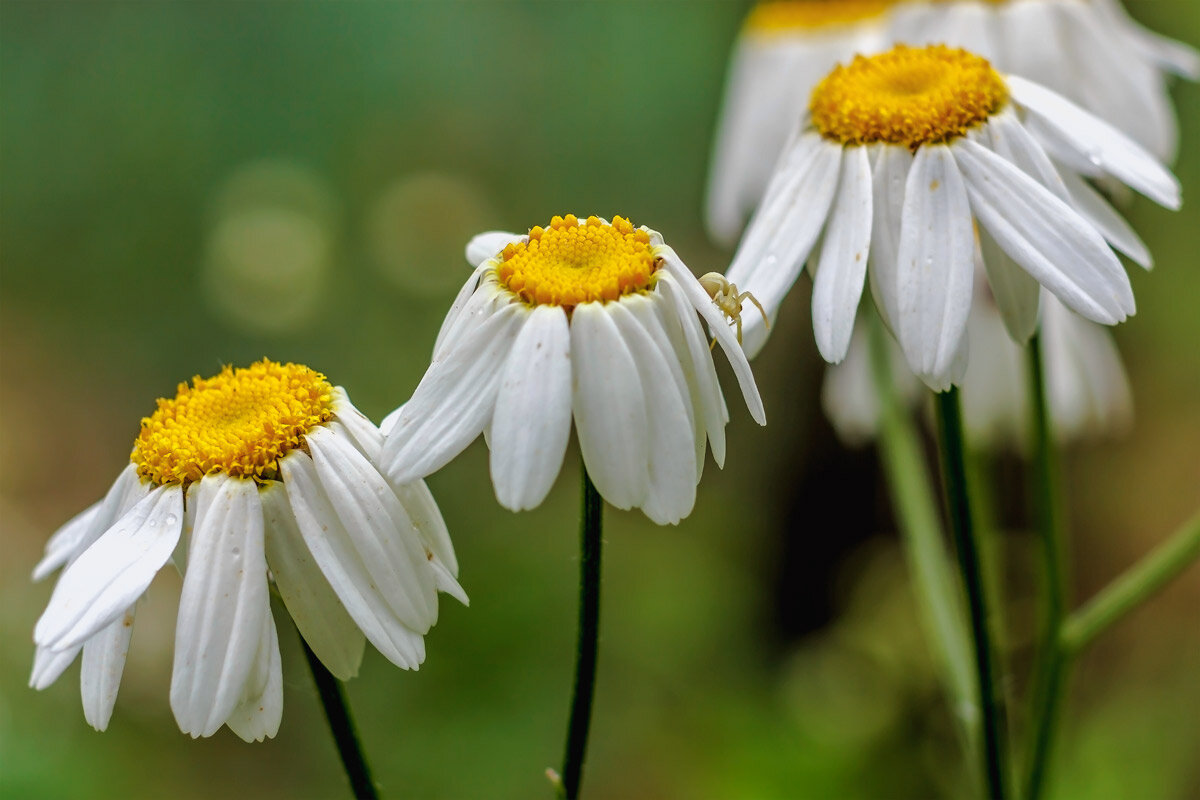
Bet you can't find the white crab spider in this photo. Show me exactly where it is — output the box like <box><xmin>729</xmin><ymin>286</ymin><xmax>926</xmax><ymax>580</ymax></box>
<box><xmin>698</xmin><ymin>272</ymin><xmax>768</xmax><ymax>347</ymax></box>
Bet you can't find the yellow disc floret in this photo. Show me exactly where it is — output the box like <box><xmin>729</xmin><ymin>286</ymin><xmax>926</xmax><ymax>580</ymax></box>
<box><xmin>810</xmin><ymin>44</ymin><xmax>1009</xmax><ymax>149</ymax></box>
<box><xmin>132</xmin><ymin>359</ymin><xmax>334</xmax><ymax>486</ymax></box>
<box><xmin>745</xmin><ymin>0</ymin><xmax>893</xmax><ymax>33</ymax></box>
<box><xmin>495</xmin><ymin>215</ymin><xmax>659</xmax><ymax>308</ymax></box>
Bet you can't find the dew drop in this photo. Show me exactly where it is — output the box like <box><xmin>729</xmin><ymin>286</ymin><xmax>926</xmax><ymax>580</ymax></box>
<box><xmin>232</xmin><ymin>546</ymin><xmax>241</xmax><ymax>556</ymax></box>
<box><xmin>164</xmin><ymin>514</ymin><xmax>179</xmax><ymax>527</ymax></box>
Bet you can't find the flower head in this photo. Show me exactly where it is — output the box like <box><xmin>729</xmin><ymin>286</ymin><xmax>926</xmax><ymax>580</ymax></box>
<box><xmin>32</xmin><ymin>360</ymin><xmax>465</xmax><ymax>741</ymax></box>
<box><xmin>725</xmin><ymin>44</ymin><xmax>1179</xmax><ymax>390</ymax></box>
<box><xmin>380</xmin><ymin>215</ymin><xmax>766</xmax><ymax>525</ymax></box>
<box><xmin>707</xmin><ymin>0</ymin><xmax>1196</xmax><ymax>243</ymax></box>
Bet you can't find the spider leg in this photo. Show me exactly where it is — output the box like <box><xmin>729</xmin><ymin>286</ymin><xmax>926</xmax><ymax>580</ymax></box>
<box><xmin>739</xmin><ymin>291</ymin><xmax>770</xmax><ymax>329</ymax></box>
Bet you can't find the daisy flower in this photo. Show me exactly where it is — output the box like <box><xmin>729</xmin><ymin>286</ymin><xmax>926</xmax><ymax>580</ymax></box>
<box><xmin>31</xmin><ymin>359</ymin><xmax>465</xmax><ymax>740</ymax></box>
<box><xmin>707</xmin><ymin>0</ymin><xmax>892</xmax><ymax>245</ymax></box>
<box><xmin>706</xmin><ymin>0</ymin><xmax>1195</xmax><ymax>242</ymax></box>
<box><xmin>724</xmin><ymin>44</ymin><xmax>1180</xmax><ymax>390</ymax></box>
<box><xmin>380</xmin><ymin>214</ymin><xmax>766</xmax><ymax>525</ymax></box>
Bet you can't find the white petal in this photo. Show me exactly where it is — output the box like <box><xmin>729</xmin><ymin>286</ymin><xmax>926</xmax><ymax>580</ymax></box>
<box><xmin>570</xmin><ymin>301</ymin><xmax>650</xmax><ymax>510</ymax></box>
<box><xmin>80</xmin><ymin>606</ymin><xmax>135</xmax><ymax>731</ymax></box>
<box><xmin>390</xmin><ymin>479</ymin><xmax>458</xmax><ymax>578</ymax></box>
<box><xmin>329</xmin><ymin>388</ymin><xmax>383</xmax><ymax>462</ymax></box>
<box><xmin>281</xmin><ymin>452</ymin><xmax>427</xmax><ymax>670</ymax></box>
<box><xmin>896</xmin><ymin>145</ymin><xmax>976</xmax><ymax>391</ymax></box>
<box><xmin>261</xmin><ymin>481</ymin><xmax>365</xmax><ymax>681</ymax></box>
<box><xmin>632</xmin><ymin>293</ymin><xmax>704</xmax><ymax>481</ymax></box>
<box><xmin>609</xmin><ymin>301</ymin><xmax>697</xmax><ymax>524</ymax></box>
<box><xmin>984</xmin><ymin>108</ymin><xmax>1070</xmax><ymax>202</ymax></box>
<box><xmin>1059</xmin><ymin>169</ymin><xmax>1152</xmax><ymax>269</ymax></box>
<box><xmin>655</xmin><ymin>276</ymin><xmax>727</xmax><ymax>469</ymax></box>
<box><xmin>34</xmin><ymin>465</ymin><xmax>145</xmax><ymax>581</ymax></box>
<box><xmin>225</xmin><ymin>609</ymin><xmax>283</xmax><ymax>742</ymax></box>
<box><xmin>35</xmin><ymin>485</ymin><xmax>182</xmax><ymax>651</ymax></box>
<box><xmin>979</xmin><ymin>225</ymin><xmax>1042</xmax><ymax>343</ymax></box>
<box><xmin>465</xmin><ymin>231</ymin><xmax>521</xmax><ymax>268</ymax></box>
<box><xmin>1008</xmin><ymin>74</ymin><xmax>1181</xmax><ymax>209</ymax></box>
<box><xmin>432</xmin><ymin>273</ymin><xmax>506</xmax><ymax>360</ymax></box>
<box><xmin>489</xmin><ymin>304</ymin><xmax>573</xmax><ymax>511</ymax></box>
<box><xmin>868</xmin><ymin>145</ymin><xmax>915</xmax><ymax>332</ymax></box>
<box><xmin>309</xmin><ymin>426</ymin><xmax>437</xmax><ymax>633</ymax></box>
<box><xmin>382</xmin><ymin>301</ymin><xmax>525</xmax><ymax>484</ymax></box>
<box><xmin>33</xmin><ymin>502</ymin><xmax>101</xmax><ymax>582</ymax></box>
<box><xmin>170</xmin><ymin>475</ymin><xmax>269</xmax><ymax>738</ymax></box>
<box><xmin>812</xmin><ymin>145</ymin><xmax>873</xmax><ymax>363</ymax></box>
<box><xmin>661</xmin><ymin>255</ymin><xmax>766</xmax><ymax>425</ymax></box>
<box><xmin>954</xmin><ymin>138</ymin><xmax>1134</xmax><ymax>324</ymax></box>
<box><xmin>30</xmin><ymin>642</ymin><xmax>82</xmax><ymax>690</ymax></box>
<box><xmin>725</xmin><ymin>134</ymin><xmax>843</xmax><ymax>350</ymax></box>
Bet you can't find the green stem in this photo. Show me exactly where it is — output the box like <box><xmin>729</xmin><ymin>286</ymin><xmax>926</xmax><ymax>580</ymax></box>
<box><xmin>1061</xmin><ymin>510</ymin><xmax>1200</xmax><ymax>655</ymax></box>
<box><xmin>1024</xmin><ymin>334</ymin><xmax>1070</xmax><ymax>800</ymax></box>
<box><xmin>866</xmin><ymin>315</ymin><xmax>976</xmax><ymax>742</ymax></box>
<box><xmin>936</xmin><ymin>388</ymin><xmax>1010</xmax><ymax>800</ymax></box>
<box><xmin>301</xmin><ymin>636</ymin><xmax>379</xmax><ymax>800</ymax></box>
<box><xmin>559</xmin><ymin>466</ymin><xmax>604</xmax><ymax>800</ymax></box>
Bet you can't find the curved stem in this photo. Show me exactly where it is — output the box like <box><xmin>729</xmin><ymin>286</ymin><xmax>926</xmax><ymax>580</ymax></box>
<box><xmin>1061</xmin><ymin>510</ymin><xmax>1200</xmax><ymax>655</ymax></box>
<box><xmin>559</xmin><ymin>466</ymin><xmax>604</xmax><ymax>800</ymax></box>
<box><xmin>301</xmin><ymin>636</ymin><xmax>379</xmax><ymax>800</ymax></box>
<box><xmin>866</xmin><ymin>315</ymin><xmax>976</xmax><ymax>743</ymax></box>
<box><xmin>935</xmin><ymin>388</ymin><xmax>1010</xmax><ymax>800</ymax></box>
<box><xmin>1024</xmin><ymin>334</ymin><xmax>1069</xmax><ymax>800</ymax></box>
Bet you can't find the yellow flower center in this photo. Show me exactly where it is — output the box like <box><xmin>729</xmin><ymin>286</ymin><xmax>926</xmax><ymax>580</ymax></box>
<box><xmin>810</xmin><ymin>44</ymin><xmax>1008</xmax><ymax>149</ymax></box>
<box><xmin>495</xmin><ymin>215</ymin><xmax>659</xmax><ymax>307</ymax></box>
<box><xmin>132</xmin><ymin>359</ymin><xmax>334</xmax><ymax>486</ymax></box>
<box><xmin>745</xmin><ymin>0</ymin><xmax>894</xmax><ymax>33</ymax></box>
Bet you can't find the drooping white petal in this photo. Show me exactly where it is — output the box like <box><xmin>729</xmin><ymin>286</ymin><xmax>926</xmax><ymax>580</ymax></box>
<box><xmin>489</xmin><ymin>304</ymin><xmax>573</xmax><ymax>511</ymax></box>
<box><xmin>34</xmin><ymin>465</ymin><xmax>145</xmax><ymax>582</ymax></box>
<box><xmin>725</xmin><ymin>133</ymin><xmax>843</xmax><ymax>351</ymax></box>
<box><xmin>390</xmin><ymin>479</ymin><xmax>458</xmax><ymax>578</ymax></box>
<box><xmin>630</xmin><ymin>293</ymin><xmax>704</xmax><ymax>481</ymax></box>
<box><xmin>225</xmin><ymin>608</ymin><xmax>283</xmax><ymax>743</ymax></box>
<box><xmin>896</xmin><ymin>144</ymin><xmax>976</xmax><ymax>391</ymax></box>
<box><xmin>33</xmin><ymin>502</ymin><xmax>101</xmax><ymax>582</ymax></box>
<box><xmin>660</xmin><ymin>254</ymin><xmax>766</xmax><ymax>425</ymax></box>
<box><xmin>281</xmin><ymin>452</ymin><xmax>427</xmax><ymax>670</ymax></box>
<box><xmin>979</xmin><ymin>225</ymin><xmax>1042</xmax><ymax>343</ymax></box>
<box><xmin>329</xmin><ymin>388</ymin><xmax>384</xmax><ymax>462</ymax></box>
<box><xmin>170</xmin><ymin>474</ymin><xmax>269</xmax><ymax>738</ymax></box>
<box><xmin>309</xmin><ymin>425</ymin><xmax>437</xmax><ymax>633</ymax></box>
<box><xmin>30</xmin><ymin>642</ymin><xmax>82</xmax><ymax>690</ymax></box>
<box><xmin>465</xmin><ymin>231</ymin><xmax>522</xmax><ymax>268</ymax></box>
<box><xmin>868</xmin><ymin>145</ymin><xmax>915</xmax><ymax>332</ymax></box>
<box><xmin>954</xmin><ymin>138</ymin><xmax>1134</xmax><ymax>324</ymax></box>
<box><xmin>655</xmin><ymin>276</ymin><xmax>727</xmax><ymax>469</ymax></box>
<box><xmin>261</xmin><ymin>481</ymin><xmax>365</xmax><ymax>681</ymax></box>
<box><xmin>984</xmin><ymin>108</ymin><xmax>1070</xmax><ymax>202</ymax></box>
<box><xmin>1007</xmin><ymin>75</ymin><xmax>1181</xmax><ymax>209</ymax></box>
<box><xmin>432</xmin><ymin>275</ymin><xmax>507</xmax><ymax>360</ymax></box>
<box><xmin>813</xmin><ymin>145</ymin><xmax>873</xmax><ymax>363</ymax></box>
<box><xmin>1059</xmin><ymin>169</ymin><xmax>1152</xmax><ymax>269</ymax></box>
<box><xmin>35</xmin><ymin>484</ymin><xmax>183</xmax><ymax>652</ymax></box>
<box><xmin>570</xmin><ymin>301</ymin><xmax>650</xmax><ymax>511</ymax></box>
<box><xmin>608</xmin><ymin>301</ymin><xmax>697</xmax><ymax>525</ymax></box>
<box><xmin>383</xmin><ymin>301</ymin><xmax>526</xmax><ymax>485</ymax></box>
<box><xmin>80</xmin><ymin>606</ymin><xmax>136</xmax><ymax>731</ymax></box>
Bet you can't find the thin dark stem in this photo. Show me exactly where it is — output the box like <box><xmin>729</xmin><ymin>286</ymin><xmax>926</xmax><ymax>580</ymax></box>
<box><xmin>935</xmin><ymin>388</ymin><xmax>1009</xmax><ymax>800</ymax></box>
<box><xmin>1024</xmin><ymin>334</ymin><xmax>1069</xmax><ymax>800</ymax></box>
<box><xmin>559</xmin><ymin>466</ymin><xmax>604</xmax><ymax>800</ymax></box>
<box><xmin>301</xmin><ymin>636</ymin><xmax>380</xmax><ymax>800</ymax></box>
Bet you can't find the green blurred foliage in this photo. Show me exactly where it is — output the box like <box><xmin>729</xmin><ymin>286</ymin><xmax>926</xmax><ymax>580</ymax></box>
<box><xmin>1</xmin><ymin>2</ymin><xmax>1197</xmax><ymax>798</ymax></box>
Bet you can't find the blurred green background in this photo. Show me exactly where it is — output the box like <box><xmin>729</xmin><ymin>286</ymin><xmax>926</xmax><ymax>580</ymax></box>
<box><xmin>1</xmin><ymin>2</ymin><xmax>1197</xmax><ymax>798</ymax></box>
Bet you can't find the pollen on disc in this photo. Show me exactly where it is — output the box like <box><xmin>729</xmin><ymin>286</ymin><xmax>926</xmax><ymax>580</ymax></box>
<box><xmin>131</xmin><ymin>359</ymin><xmax>334</xmax><ymax>486</ymax></box>
<box><xmin>810</xmin><ymin>44</ymin><xmax>1009</xmax><ymax>149</ymax></box>
<box><xmin>745</xmin><ymin>0</ymin><xmax>894</xmax><ymax>33</ymax></box>
<box><xmin>495</xmin><ymin>215</ymin><xmax>659</xmax><ymax>308</ymax></box>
